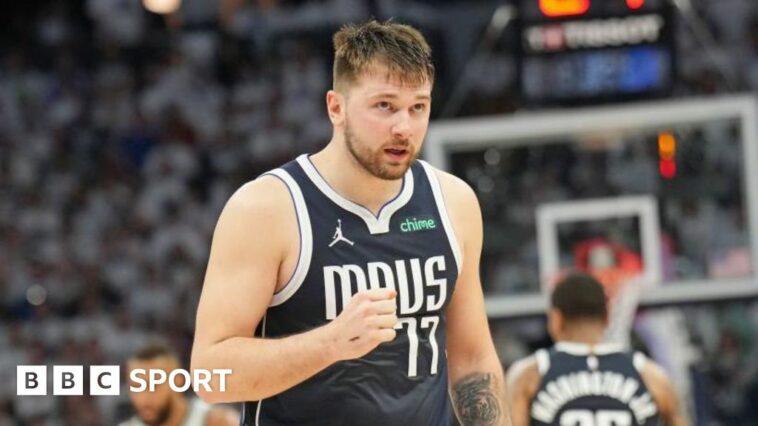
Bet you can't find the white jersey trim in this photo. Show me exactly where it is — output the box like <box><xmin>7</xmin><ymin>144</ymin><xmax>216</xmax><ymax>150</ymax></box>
<box><xmin>263</xmin><ymin>169</ymin><xmax>313</xmax><ymax>307</ymax></box>
<box><xmin>506</xmin><ymin>356</ymin><xmax>538</xmax><ymax>391</ymax></box>
<box><xmin>555</xmin><ymin>341</ymin><xmax>624</xmax><ymax>356</ymax></box>
<box><xmin>633</xmin><ymin>351</ymin><xmax>648</xmax><ymax>373</ymax></box>
<box><xmin>296</xmin><ymin>154</ymin><xmax>414</xmax><ymax>235</ymax></box>
<box><xmin>535</xmin><ymin>349</ymin><xmax>551</xmax><ymax>376</ymax></box>
<box><xmin>418</xmin><ymin>160</ymin><xmax>463</xmax><ymax>273</ymax></box>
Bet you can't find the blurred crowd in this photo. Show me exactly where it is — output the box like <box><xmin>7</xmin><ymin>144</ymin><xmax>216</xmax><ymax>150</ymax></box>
<box><xmin>0</xmin><ymin>0</ymin><xmax>757</xmax><ymax>424</ymax></box>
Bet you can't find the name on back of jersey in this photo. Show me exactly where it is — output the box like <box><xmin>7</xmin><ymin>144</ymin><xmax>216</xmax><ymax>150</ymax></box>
<box><xmin>323</xmin><ymin>255</ymin><xmax>448</xmax><ymax>319</ymax></box>
<box><xmin>531</xmin><ymin>371</ymin><xmax>658</xmax><ymax>424</ymax></box>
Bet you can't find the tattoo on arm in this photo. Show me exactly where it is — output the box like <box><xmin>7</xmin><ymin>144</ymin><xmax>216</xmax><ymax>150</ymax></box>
<box><xmin>452</xmin><ymin>372</ymin><xmax>503</xmax><ymax>426</ymax></box>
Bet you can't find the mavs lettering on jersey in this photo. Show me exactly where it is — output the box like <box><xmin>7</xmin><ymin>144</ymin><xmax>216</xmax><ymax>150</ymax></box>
<box><xmin>530</xmin><ymin>343</ymin><xmax>660</xmax><ymax>426</ymax></box>
<box><xmin>241</xmin><ymin>155</ymin><xmax>462</xmax><ymax>426</ymax></box>
<box><xmin>323</xmin><ymin>256</ymin><xmax>448</xmax><ymax>319</ymax></box>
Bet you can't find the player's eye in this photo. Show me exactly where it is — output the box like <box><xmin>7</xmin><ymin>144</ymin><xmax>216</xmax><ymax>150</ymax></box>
<box><xmin>377</xmin><ymin>101</ymin><xmax>392</xmax><ymax>111</ymax></box>
<box><xmin>412</xmin><ymin>103</ymin><xmax>426</xmax><ymax>113</ymax></box>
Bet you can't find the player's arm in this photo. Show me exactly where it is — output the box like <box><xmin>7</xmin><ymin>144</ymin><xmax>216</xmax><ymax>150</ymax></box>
<box><xmin>639</xmin><ymin>357</ymin><xmax>689</xmax><ymax>426</ymax></box>
<box><xmin>204</xmin><ymin>405</ymin><xmax>240</xmax><ymax>426</ymax></box>
<box><xmin>190</xmin><ymin>177</ymin><xmax>397</xmax><ymax>403</ymax></box>
<box><xmin>504</xmin><ymin>357</ymin><xmax>541</xmax><ymax>426</ymax></box>
<box><xmin>439</xmin><ymin>171</ymin><xmax>512</xmax><ymax>426</ymax></box>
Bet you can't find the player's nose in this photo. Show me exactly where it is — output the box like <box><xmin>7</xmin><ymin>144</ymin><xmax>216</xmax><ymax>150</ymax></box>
<box><xmin>391</xmin><ymin>111</ymin><xmax>412</xmax><ymax>140</ymax></box>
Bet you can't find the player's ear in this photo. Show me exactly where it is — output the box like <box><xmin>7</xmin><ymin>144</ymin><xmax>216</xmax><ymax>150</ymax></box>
<box><xmin>547</xmin><ymin>308</ymin><xmax>562</xmax><ymax>342</ymax></box>
<box><xmin>326</xmin><ymin>90</ymin><xmax>346</xmax><ymax>127</ymax></box>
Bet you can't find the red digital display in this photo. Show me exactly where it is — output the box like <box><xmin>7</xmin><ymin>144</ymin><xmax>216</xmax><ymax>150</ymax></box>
<box><xmin>539</xmin><ymin>0</ymin><xmax>646</xmax><ymax>18</ymax></box>
<box><xmin>539</xmin><ymin>0</ymin><xmax>591</xmax><ymax>17</ymax></box>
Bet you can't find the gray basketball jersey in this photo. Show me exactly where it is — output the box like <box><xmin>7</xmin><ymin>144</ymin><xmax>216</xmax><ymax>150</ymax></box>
<box><xmin>242</xmin><ymin>155</ymin><xmax>462</xmax><ymax>425</ymax></box>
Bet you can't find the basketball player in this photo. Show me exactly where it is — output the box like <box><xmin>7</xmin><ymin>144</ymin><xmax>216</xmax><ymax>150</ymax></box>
<box><xmin>505</xmin><ymin>273</ymin><xmax>687</xmax><ymax>426</ymax></box>
<box><xmin>120</xmin><ymin>341</ymin><xmax>239</xmax><ymax>426</ymax></box>
<box><xmin>191</xmin><ymin>20</ymin><xmax>510</xmax><ymax>425</ymax></box>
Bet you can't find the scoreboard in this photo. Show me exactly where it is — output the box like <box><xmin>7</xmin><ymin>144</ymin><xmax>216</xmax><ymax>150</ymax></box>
<box><xmin>517</xmin><ymin>0</ymin><xmax>675</xmax><ymax>105</ymax></box>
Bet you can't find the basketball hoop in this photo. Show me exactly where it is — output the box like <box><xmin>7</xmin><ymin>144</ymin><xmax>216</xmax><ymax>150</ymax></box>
<box><xmin>593</xmin><ymin>268</ymin><xmax>643</xmax><ymax>350</ymax></box>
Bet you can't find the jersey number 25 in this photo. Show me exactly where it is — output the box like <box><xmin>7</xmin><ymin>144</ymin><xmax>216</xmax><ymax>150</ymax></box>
<box><xmin>561</xmin><ymin>409</ymin><xmax>632</xmax><ymax>426</ymax></box>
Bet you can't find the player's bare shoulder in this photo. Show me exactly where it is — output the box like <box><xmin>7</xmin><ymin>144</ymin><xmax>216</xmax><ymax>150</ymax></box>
<box><xmin>210</xmin><ymin>174</ymin><xmax>300</xmax><ymax>281</ymax></box>
<box><xmin>427</xmin><ymin>165</ymin><xmax>482</xmax><ymax>245</ymax></box>
<box><xmin>430</xmin><ymin>166</ymin><xmax>479</xmax><ymax>208</ymax></box>
<box><xmin>505</xmin><ymin>355</ymin><xmax>543</xmax><ymax>426</ymax></box>
<box><xmin>506</xmin><ymin>355</ymin><xmax>541</xmax><ymax>396</ymax></box>
<box><xmin>636</xmin><ymin>353</ymin><xmax>684</xmax><ymax>423</ymax></box>
<box><xmin>215</xmin><ymin>175</ymin><xmax>298</xmax><ymax>239</ymax></box>
<box><xmin>223</xmin><ymin>174</ymin><xmax>293</xmax><ymax>219</ymax></box>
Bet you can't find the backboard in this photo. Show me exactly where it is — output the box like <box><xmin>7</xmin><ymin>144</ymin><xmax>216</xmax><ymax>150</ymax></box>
<box><xmin>425</xmin><ymin>95</ymin><xmax>758</xmax><ymax>317</ymax></box>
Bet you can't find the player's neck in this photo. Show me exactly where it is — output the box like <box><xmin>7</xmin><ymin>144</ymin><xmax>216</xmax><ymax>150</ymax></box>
<box><xmin>310</xmin><ymin>143</ymin><xmax>405</xmax><ymax>216</ymax></box>
<box><xmin>161</xmin><ymin>396</ymin><xmax>189</xmax><ymax>426</ymax></box>
<box><xmin>558</xmin><ymin>322</ymin><xmax>606</xmax><ymax>346</ymax></box>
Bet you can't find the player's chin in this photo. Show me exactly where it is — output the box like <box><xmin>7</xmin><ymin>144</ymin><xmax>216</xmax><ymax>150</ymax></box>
<box><xmin>138</xmin><ymin>410</ymin><xmax>159</xmax><ymax>425</ymax></box>
<box><xmin>379</xmin><ymin>161</ymin><xmax>412</xmax><ymax>179</ymax></box>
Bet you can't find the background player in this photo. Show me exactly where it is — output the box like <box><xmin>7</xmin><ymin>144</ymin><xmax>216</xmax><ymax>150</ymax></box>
<box><xmin>191</xmin><ymin>20</ymin><xmax>510</xmax><ymax>425</ymax></box>
<box><xmin>121</xmin><ymin>341</ymin><xmax>239</xmax><ymax>426</ymax></box>
<box><xmin>506</xmin><ymin>273</ymin><xmax>687</xmax><ymax>426</ymax></box>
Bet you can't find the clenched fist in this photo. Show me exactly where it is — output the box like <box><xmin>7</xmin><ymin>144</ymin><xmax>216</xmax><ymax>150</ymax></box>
<box><xmin>324</xmin><ymin>288</ymin><xmax>398</xmax><ymax>361</ymax></box>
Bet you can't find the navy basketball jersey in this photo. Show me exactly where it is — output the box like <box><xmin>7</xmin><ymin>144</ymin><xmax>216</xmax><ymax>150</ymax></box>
<box><xmin>529</xmin><ymin>343</ymin><xmax>660</xmax><ymax>426</ymax></box>
<box><xmin>241</xmin><ymin>154</ymin><xmax>462</xmax><ymax>426</ymax></box>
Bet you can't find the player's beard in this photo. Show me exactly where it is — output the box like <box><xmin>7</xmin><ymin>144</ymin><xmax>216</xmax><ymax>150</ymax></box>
<box><xmin>344</xmin><ymin>117</ymin><xmax>416</xmax><ymax>180</ymax></box>
<box><xmin>139</xmin><ymin>398</ymin><xmax>172</xmax><ymax>426</ymax></box>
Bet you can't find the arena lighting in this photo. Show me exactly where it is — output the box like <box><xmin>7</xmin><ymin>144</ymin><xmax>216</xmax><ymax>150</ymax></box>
<box><xmin>658</xmin><ymin>131</ymin><xmax>676</xmax><ymax>158</ymax></box>
<box><xmin>142</xmin><ymin>0</ymin><xmax>182</xmax><ymax>15</ymax></box>
<box><xmin>626</xmin><ymin>0</ymin><xmax>645</xmax><ymax>9</ymax></box>
<box><xmin>658</xmin><ymin>131</ymin><xmax>677</xmax><ymax>179</ymax></box>
<box><xmin>659</xmin><ymin>159</ymin><xmax>676</xmax><ymax>179</ymax></box>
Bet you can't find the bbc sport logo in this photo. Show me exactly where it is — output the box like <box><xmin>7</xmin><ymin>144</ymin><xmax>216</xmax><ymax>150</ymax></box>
<box><xmin>17</xmin><ymin>365</ymin><xmax>231</xmax><ymax>396</ymax></box>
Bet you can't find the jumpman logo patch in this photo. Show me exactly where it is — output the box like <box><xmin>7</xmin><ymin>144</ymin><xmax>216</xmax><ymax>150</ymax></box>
<box><xmin>329</xmin><ymin>219</ymin><xmax>354</xmax><ymax>247</ymax></box>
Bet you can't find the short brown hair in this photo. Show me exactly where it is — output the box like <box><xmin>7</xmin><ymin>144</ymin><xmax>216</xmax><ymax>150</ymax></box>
<box><xmin>132</xmin><ymin>339</ymin><xmax>178</xmax><ymax>361</ymax></box>
<box><xmin>551</xmin><ymin>272</ymin><xmax>608</xmax><ymax>321</ymax></box>
<box><xmin>332</xmin><ymin>20</ymin><xmax>435</xmax><ymax>90</ymax></box>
